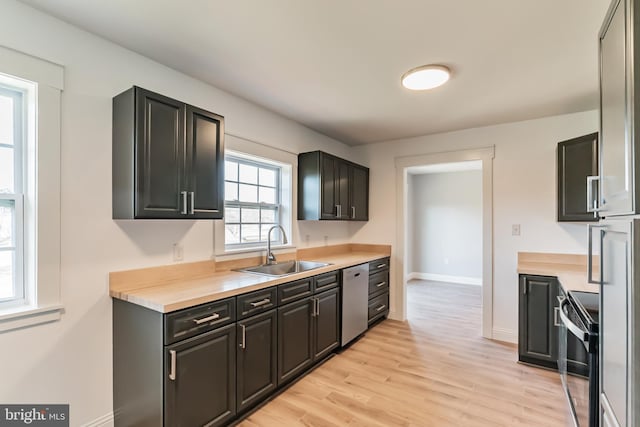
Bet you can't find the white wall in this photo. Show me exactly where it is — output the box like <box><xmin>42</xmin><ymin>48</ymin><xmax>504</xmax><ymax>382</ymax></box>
<box><xmin>409</xmin><ymin>171</ymin><xmax>482</xmax><ymax>282</ymax></box>
<box><xmin>353</xmin><ymin>110</ymin><xmax>598</xmax><ymax>341</ymax></box>
<box><xmin>0</xmin><ymin>1</ymin><xmax>358</xmax><ymax>425</ymax></box>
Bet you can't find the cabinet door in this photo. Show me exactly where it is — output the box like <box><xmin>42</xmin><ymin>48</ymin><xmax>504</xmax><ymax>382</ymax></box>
<box><xmin>599</xmin><ymin>0</ymin><xmax>635</xmax><ymax>216</ymax></box>
<box><xmin>313</xmin><ymin>288</ymin><xmax>340</xmax><ymax>361</ymax></box>
<box><xmin>185</xmin><ymin>105</ymin><xmax>224</xmax><ymax>219</ymax></box>
<box><xmin>557</xmin><ymin>133</ymin><xmax>598</xmax><ymax>222</ymax></box>
<box><xmin>164</xmin><ymin>324</ymin><xmax>236</xmax><ymax>427</ymax></box>
<box><xmin>135</xmin><ymin>88</ymin><xmax>185</xmax><ymax>218</ymax></box>
<box><xmin>336</xmin><ymin>160</ymin><xmax>350</xmax><ymax>219</ymax></box>
<box><xmin>277</xmin><ymin>298</ymin><xmax>313</xmax><ymax>385</ymax></box>
<box><xmin>237</xmin><ymin>309</ymin><xmax>277</xmax><ymax>413</ymax></box>
<box><xmin>518</xmin><ymin>275</ymin><xmax>558</xmax><ymax>367</ymax></box>
<box><xmin>350</xmin><ymin>164</ymin><xmax>369</xmax><ymax>221</ymax></box>
<box><xmin>320</xmin><ymin>154</ymin><xmax>338</xmax><ymax>219</ymax></box>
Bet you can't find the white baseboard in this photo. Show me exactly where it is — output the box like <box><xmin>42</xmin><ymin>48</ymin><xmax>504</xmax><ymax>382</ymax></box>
<box><xmin>492</xmin><ymin>327</ymin><xmax>517</xmax><ymax>344</ymax></box>
<box><xmin>407</xmin><ymin>272</ymin><xmax>482</xmax><ymax>286</ymax></box>
<box><xmin>81</xmin><ymin>412</ymin><xmax>114</xmax><ymax>427</ymax></box>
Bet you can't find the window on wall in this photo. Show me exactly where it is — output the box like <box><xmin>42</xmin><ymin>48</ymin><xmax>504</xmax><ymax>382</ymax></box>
<box><xmin>0</xmin><ymin>85</ymin><xmax>24</xmax><ymax>306</ymax></box>
<box><xmin>224</xmin><ymin>155</ymin><xmax>284</xmax><ymax>248</ymax></box>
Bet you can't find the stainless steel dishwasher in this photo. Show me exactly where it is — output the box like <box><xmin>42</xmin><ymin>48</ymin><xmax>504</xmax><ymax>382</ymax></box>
<box><xmin>341</xmin><ymin>263</ymin><xmax>369</xmax><ymax>346</ymax></box>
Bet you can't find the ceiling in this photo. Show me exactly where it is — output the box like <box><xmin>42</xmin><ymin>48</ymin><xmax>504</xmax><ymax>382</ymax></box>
<box><xmin>20</xmin><ymin>0</ymin><xmax>610</xmax><ymax>145</ymax></box>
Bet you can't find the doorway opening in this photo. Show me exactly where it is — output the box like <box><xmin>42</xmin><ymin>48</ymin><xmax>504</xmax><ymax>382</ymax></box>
<box><xmin>394</xmin><ymin>147</ymin><xmax>494</xmax><ymax>338</ymax></box>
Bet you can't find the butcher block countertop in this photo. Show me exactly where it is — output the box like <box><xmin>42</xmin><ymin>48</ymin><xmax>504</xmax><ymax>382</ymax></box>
<box><xmin>110</xmin><ymin>243</ymin><xmax>391</xmax><ymax>313</ymax></box>
<box><xmin>517</xmin><ymin>252</ymin><xmax>600</xmax><ymax>294</ymax></box>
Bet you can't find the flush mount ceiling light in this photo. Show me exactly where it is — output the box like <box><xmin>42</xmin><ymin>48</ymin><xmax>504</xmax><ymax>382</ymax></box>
<box><xmin>401</xmin><ymin>65</ymin><xmax>451</xmax><ymax>90</ymax></box>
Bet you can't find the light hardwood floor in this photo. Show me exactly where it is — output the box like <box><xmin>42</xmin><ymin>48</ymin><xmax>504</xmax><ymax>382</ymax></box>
<box><xmin>239</xmin><ymin>280</ymin><xmax>573</xmax><ymax>426</ymax></box>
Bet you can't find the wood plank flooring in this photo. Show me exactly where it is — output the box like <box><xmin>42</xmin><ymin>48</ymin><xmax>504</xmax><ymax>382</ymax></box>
<box><xmin>239</xmin><ymin>280</ymin><xmax>573</xmax><ymax>426</ymax></box>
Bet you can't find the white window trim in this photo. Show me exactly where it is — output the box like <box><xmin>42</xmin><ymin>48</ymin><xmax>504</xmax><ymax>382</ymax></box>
<box><xmin>0</xmin><ymin>45</ymin><xmax>63</xmax><ymax>332</ymax></box>
<box><xmin>215</xmin><ymin>149</ymin><xmax>294</xmax><ymax>257</ymax></box>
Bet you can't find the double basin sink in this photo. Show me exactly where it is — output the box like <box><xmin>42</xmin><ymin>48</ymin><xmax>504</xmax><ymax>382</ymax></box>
<box><xmin>235</xmin><ymin>260</ymin><xmax>331</xmax><ymax>277</ymax></box>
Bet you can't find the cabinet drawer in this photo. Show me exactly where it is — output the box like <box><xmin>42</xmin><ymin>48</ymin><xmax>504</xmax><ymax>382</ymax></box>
<box><xmin>164</xmin><ymin>298</ymin><xmax>235</xmax><ymax>345</ymax></box>
<box><xmin>368</xmin><ymin>270</ymin><xmax>389</xmax><ymax>298</ymax></box>
<box><xmin>278</xmin><ymin>278</ymin><xmax>313</xmax><ymax>305</ymax></box>
<box><xmin>314</xmin><ymin>271</ymin><xmax>339</xmax><ymax>293</ymax></box>
<box><xmin>237</xmin><ymin>287</ymin><xmax>277</xmax><ymax>320</ymax></box>
<box><xmin>368</xmin><ymin>292</ymin><xmax>389</xmax><ymax>322</ymax></box>
<box><xmin>368</xmin><ymin>258</ymin><xmax>389</xmax><ymax>275</ymax></box>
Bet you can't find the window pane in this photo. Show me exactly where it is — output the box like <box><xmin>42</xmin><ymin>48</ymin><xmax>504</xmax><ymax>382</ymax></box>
<box><xmin>261</xmin><ymin>208</ymin><xmax>276</xmax><ymax>223</ymax></box>
<box><xmin>239</xmin><ymin>164</ymin><xmax>258</xmax><ymax>184</ymax></box>
<box><xmin>0</xmin><ymin>200</ymin><xmax>15</xmax><ymax>248</ymax></box>
<box><xmin>241</xmin><ymin>224</ymin><xmax>260</xmax><ymax>243</ymax></box>
<box><xmin>0</xmin><ymin>146</ymin><xmax>14</xmax><ymax>193</ymax></box>
<box><xmin>241</xmin><ymin>208</ymin><xmax>259</xmax><ymax>223</ymax></box>
<box><xmin>225</xmin><ymin>160</ymin><xmax>238</xmax><ymax>181</ymax></box>
<box><xmin>225</xmin><ymin>224</ymin><xmax>240</xmax><ymax>244</ymax></box>
<box><xmin>0</xmin><ymin>95</ymin><xmax>14</xmax><ymax>146</ymax></box>
<box><xmin>0</xmin><ymin>250</ymin><xmax>14</xmax><ymax>299</ymax></box>
<box><xmin>225</xmin><ymin>207</ymin><xmax>240</xmax><ymax>223</ymax></box>
<box><xmin>259</xmin><ymin>168</ymin><xmax>276</xmax><ymax>187</ymax></box>
<box><xmin>238</xmin><ymin>184</ymin><xmax>257</xmax><ymax>203</ymax></box>
<box><xmin>259</xmin><ymin>186</ymin><xmax>276</xmax><ymax>204</ymax></box>
<box><xmin>225</xmin><ymin>182</ymin><xmax>238</xmax><ymax>201</ymax></box>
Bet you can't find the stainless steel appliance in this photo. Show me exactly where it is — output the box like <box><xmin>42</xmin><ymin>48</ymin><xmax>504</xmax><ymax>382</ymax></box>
<box><xmin>559</xmin><ymin>290</ymin><xmax>600</xmax><ymax>427</ymax></box>
<box><xmin>341</xmin><ymin>263</ymin><xmax>369</xmax><ymax>346</ymax></box>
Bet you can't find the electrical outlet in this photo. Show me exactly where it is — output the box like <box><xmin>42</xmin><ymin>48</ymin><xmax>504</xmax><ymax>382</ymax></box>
<box><xmin>305</xmin><ymin>234</ymin><xmax>310</xmax><ymax>246</ymax></box>
<box><xmin>324</xmin><ymin>235</ymin><xmax>329</xmax><ymax>246</ymax></box>
<box><xmin>173</xmin><ymin>243</ymin><xmax>184</xmax><ymax>262</ymax></box>
<box><xmin>512</xmin><ymin>224</ymin><xmax>521</xmax><ymax>236</ymax></box>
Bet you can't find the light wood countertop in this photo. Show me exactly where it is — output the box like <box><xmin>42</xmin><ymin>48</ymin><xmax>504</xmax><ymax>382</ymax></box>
<box><xmin>517</xmin><ymin>252</ymin><xmax>599</xmax><ymax>294</ymax></box>
<box><xmin>110</xmin><ymin>245</ymin><xmax>390</xmax><ymax>313</ymax></box>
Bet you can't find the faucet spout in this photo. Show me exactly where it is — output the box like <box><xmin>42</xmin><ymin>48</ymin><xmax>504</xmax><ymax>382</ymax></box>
<box><xmin>266</xmin><ymin>225</ymin><xmax>288</xmax><ymax>265</ymax></box>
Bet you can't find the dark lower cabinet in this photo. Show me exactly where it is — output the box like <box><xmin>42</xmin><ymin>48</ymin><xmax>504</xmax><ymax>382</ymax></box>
<box><xmin>313</xmin><ymin>288</ymin><xmax>340</xmax><ymax>360</ymax></box>
<box><xmin>236</xmin><ymin>309</ymin><xmax>277</xmax><ymax>414</ymax></box>
<box><xmin>519</xmin><ymin>275</ymin><xmax>558</xmax><ymax>368</ymax></box>
<box><xmin>277</xmin><ymin>297</ymin><xmax>314</xmax><ymax>384</ymax></box>
<box><xmin>165</xmin><ymin>324</ymin><xmax>236</xmax><ymax>427</ymax></box>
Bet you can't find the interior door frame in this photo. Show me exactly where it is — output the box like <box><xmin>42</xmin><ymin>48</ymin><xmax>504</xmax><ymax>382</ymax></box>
<box><xmin>394</xmin><ymin>146</ymin><xmax>495</xmax><ymax>339</ymax></box>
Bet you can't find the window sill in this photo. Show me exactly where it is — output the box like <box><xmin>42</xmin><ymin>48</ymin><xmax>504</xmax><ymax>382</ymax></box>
<box><xmin>0</xmin><ymin>304</ymin><xmax>63</xmax><ymax>333</ymax></box>
<box><xmin>217</xmin><ymin>244</ymin><xmax>297</xmax><ymax>258</ymax></box>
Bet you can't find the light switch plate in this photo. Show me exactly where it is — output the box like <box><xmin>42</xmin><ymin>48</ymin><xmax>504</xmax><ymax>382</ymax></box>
<box><xmin>512</xmin><ymin>224</ymin><xmax>521</xmax><ymax>236</ymax></box>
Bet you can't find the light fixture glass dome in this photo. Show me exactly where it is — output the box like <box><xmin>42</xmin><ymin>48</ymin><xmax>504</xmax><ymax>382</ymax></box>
<box><xmin>401</xmin><ymin>65</ymin><xmax>451</xmax><ymax>90</ymax></box>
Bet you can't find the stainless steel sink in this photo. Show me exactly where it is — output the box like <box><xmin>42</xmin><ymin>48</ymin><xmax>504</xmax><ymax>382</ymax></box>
<box><xmin>235</xmin><ymin>260</ymin><xmax>331</xmax><ymax>277</ymax></box>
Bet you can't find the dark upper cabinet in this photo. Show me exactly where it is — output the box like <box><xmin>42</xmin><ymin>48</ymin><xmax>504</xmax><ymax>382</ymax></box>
<box><xmin>113</xmin><ymin>86</ymin><xmax>224</xmax><ymax>219</ymax></box>
<box><xmin>236</xmin><ymin>309</ymin><xmax>277</xmax><ymax>414</ymax></box>
<box><xmin>164</xmin><ymin>324</ymin><xmax>236</xmax><ymax>427</ymax></box>
<box><xmin>313</xmin><ymin>287</ymin><xmax>340</xmax><ymax>360</ymax></box>
<box><xmin>518</xmin><ymin>275</ymin><xmax>558</xmax><ymax>368</ymax></box>
<box><xmin>298</xmin><ymin>151</ymin><xmax>369</xmax><ymax>221</ymax></box>
<box><xmin>557</xmin><ymin>133</ymin><xmax>599</xmax><ymax>222</ymax></box>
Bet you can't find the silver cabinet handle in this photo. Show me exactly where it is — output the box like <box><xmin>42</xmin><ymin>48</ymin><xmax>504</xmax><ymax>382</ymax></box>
<box><xmin>554</xmin><ymin>307</ymin><xmax>561</xmax><ymax>327</ymax></box>
<box><xmin>586</xmin><ymin>175</ymin><xmax>600</xmax><ymax>213</ymax></box>
<box><xmin>239</xmin><ymin>324</ymin><xmax>246</xmax><ymax>349</ymax></box>
<box><xmin>193</xmin><ymin>313</ymin><xmax>220</xmax><ymax>324</ymax></box>
<box><xmin>311</xmin><ymin>298</ymin><xmax>316</xmax><ymax>317</ymax></box>
<box><xmin>250</xmin><ymin>298</ymin><xmax>271</xmax><ymax>307</ymax></box>
<box><xmin>376</xmin><ymin>304</ymin><xmax>386</xmax><ymax>312</ymax></box>
<box><xmin>588</xmin><ymin>224</ymin><xmax>605</xmax><ymax>284</ymax></box>
<box><xmin>335</xmin><ymin>204</ymin><xmax>342</xmax><ymax>218</ymax></box>
<box><xmin>376</xmin><ymin>281</ymin><xmax>387</xmax><ymax>288</ymax></box>
<box><xmin>189</xmin><ymin>191</ymin><xmax>195</xmax><ymax>214</ymax></box>
<box><xmin>377</xmin><ymin>264</ymin><xmax>386</xmax><ymax>269</ymax></box>
<box><xmin>180</xmin><ymin>191</ymin><xmax>188</xmax><ymax>214</ymax></box>
<box><xmin>169</xmin><ymin>349</ymin><xmax>177</xmax><ymax>381</ymax></box>
<box><xmin>352</xmin><ymin>206</ymin><xmax>356</xmax><ymax>218</ymax></box>
<box><xmin>316</xmin><ymin>297</ymin><xmax>320</xmax><ymax>316</ymax></box>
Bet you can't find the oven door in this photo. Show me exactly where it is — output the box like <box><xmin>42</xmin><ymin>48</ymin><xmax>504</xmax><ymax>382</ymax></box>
<box><xmin>559</xmin><ymin>296</ymin><xmax>592</xmax><ymax>426</ymax></box>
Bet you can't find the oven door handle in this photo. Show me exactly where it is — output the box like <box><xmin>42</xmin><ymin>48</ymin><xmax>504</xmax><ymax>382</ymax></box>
<box><xmin>559</xmin><ymin>298</ymin><xmax>589</xmax><ymax>343</ymax></box>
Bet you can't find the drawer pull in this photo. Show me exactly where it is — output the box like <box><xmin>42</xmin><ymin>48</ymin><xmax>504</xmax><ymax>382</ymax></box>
<box><xmin>376</xmin><ymin>281</ymin><xmax>387</xmax><ymax>288</ymax></box>
<box><xmin>250</xmin><ymin>298</ymin><xmax>271</xmax><ymax>308</ymax></box>
<box><xmin>375</xmin><ymin>304</ymin><xmax>386</xmax><ymax>312</ymax></box>
<box><xmin>377</xmin><ymin>264</ymin><xmax>386</xmax><ymax>269</ymax></box>
<box><xmin>239</xmin><ymin>324</ymin><xmax>246</xmax><ymax>349</ymax></box>
<box><xmin>193</xmin><ymin>313</ymin><xmax>220</xmax><ymax>324</ymax></box>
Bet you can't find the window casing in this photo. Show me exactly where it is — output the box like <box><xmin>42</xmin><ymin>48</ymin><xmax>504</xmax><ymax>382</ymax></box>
<box><xmin>224</xmin><ymin>156</ymin><xmax>284</xmax><ymax>248</ymax></box>
<box><xmin>0</xmin><ymin>85</ymin><xmax>25</xmax><ymax>307</ymax></box>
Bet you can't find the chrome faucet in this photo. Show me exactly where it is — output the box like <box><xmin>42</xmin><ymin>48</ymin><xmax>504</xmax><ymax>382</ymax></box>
<box><xmin>266</xmin><ymin>225</ymin><xmax>288</xmax><ymax>265</ymax></box>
